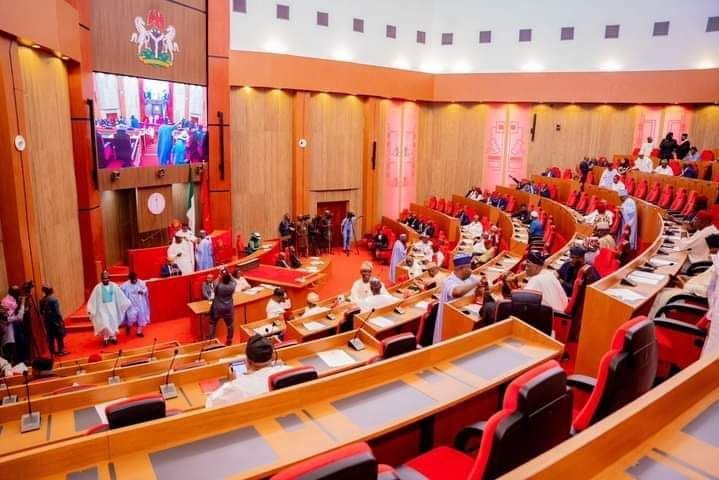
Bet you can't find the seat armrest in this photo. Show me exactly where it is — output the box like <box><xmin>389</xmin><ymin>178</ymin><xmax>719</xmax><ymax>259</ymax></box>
<box><xmin>654</xmin><ymin>318</ymin><xmax>707</xmax><ymax>337</ymax></box>
<box><xmin>454</xmin><ymin>420</ymin><xmax>487</xmax><ymax>453</ymax></box>
<box><xmin>664</xmin><ymin>294</ymin><xmax>708</xmax><ymax>308</ymax></box>
<box><xmin>566</xmin><ymin>374</ymin><xmax>597</xmax><ymax>392</ymax></box>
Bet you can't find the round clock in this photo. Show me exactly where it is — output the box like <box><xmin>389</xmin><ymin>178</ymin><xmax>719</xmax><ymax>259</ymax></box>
<box><xmin>147</xmin><ymin>192</ymin><xmax>166</xmax><ymax>215</ymax></box>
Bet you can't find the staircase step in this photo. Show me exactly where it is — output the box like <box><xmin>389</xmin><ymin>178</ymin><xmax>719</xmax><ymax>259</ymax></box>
<box><xmin>66</xmin><ymin>321</ymin><xmax>94</xmax><ymax>332</ymax></box>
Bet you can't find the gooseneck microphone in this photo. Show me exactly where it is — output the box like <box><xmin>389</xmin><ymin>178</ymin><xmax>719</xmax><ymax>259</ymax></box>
<box><xmin>160</xmin><ymin>349</ymin><xmax>180</xmax><ymax>400</ymax></box>
<box><xmin>348</xmin><ymin>308</ymin><xmax>375</xmax><ymax>351</ymax></box>
<box><xmin>1</xmin><ymin>372</ymin><xmax>17</xmax><ymax>405</ymax></box>
<box><xmin>20</xmin><ymin>371</ymin><xmax>41</xmax><ymax>433</ymax></box>
<box><xmin>149</xmin><ymin>337</ymin><xmax>158</xmax><ymax>361</ymax></box>
<box><xmin>108</xmin><ymin>350</ymin><xmax>123</xmax><ymax>384</ymax></box>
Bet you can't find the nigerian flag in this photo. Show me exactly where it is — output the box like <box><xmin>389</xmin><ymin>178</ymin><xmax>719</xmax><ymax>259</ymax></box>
<box><xmin>186</xmin><ymin>180</ymin><xmax>196</xmax><ymax>233</ymax></box>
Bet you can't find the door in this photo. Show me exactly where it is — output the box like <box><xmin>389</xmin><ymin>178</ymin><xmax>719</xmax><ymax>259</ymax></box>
<box><xmin>317</xmin><ymin>201</ymin><xmax>348</xmax><ymax>248</ymax></box>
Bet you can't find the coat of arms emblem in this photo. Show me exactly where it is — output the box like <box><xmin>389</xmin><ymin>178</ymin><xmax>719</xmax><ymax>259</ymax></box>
<box><xmin>130</xmin><ymin>9</ymin><xmax>179</xmax><ymax>68</ymax></box>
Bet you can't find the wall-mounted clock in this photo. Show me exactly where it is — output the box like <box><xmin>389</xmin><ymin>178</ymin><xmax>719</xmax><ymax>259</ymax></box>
<box><xmin>147</xmin><ymin>192</ymin><xmax>166</xmax><ymax>215</ymax></box>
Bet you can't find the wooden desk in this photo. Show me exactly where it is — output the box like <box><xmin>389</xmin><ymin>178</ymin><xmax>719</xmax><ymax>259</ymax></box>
<box><xmin>451</xmin><ymin>195</ymin><xmax>525</xmax><ymax>256</ymax></box>
<box><xmin>410</xmin><ymin>203</ymin><xmax>460</xmax><ymax>242</ymax></box>
<box><xmin>584</xmin><ymin>183</ymin><xmax>621</xmax><ymax>207</ymax></box>
<box><xmin>531</xmin><ymin>174</ymin><xmax>581</xmax><ymax>204</ymax></box>
<box><xmin>381</xmin><ymin>216</ymin><xmax>419</xmax><ymax>244</ymax></box>
<box><xmin>0</xmin><ymin>332</ymin><xmax>380</xmax><ymax>458</ymax></box>
<box><xmin>575</xmin><ymin>206</ymin><xmax>687</xmax><ymax>375</ymax></box>
<box><xmin>2</xmin><ymin>319</ymin><xmax>562</xmax><ymax>479</ymax></box>
<box><xmin>353</xmin><ymin>290</ymin><xmax>437</xmax><ymax>339</ymax></box>
<box><xmin>186</xmin><ymin>288</ymin><xmax>274</xmax><ymax>341</ymax></box>
<box><xmin>503</xmin><ymin>354</ymin><xmax>719</xmax><ymax>480</ymax></box>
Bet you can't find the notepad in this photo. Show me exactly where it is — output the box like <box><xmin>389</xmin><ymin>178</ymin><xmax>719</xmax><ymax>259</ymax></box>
<box><xmin>630</xmin><ymin>270</ymin><xmax>665</xmax><ymax>281</ymax></box>
<box><xmin>606</xmin><ymin>288</ymin><xmax>646</xmax><ymax>302</ymax></box>
<box><xmin>310</xmin><ymin>256</ymin><xmax>320</xmax><ymax>260</ymax></box>
<box><xmin>253</xmin><ymin>324</ymin><xmax>282</xmax><ymax>336</ymax></box>
<box><xmin>244</xmin><ymin>287</ymin><xmax>263</xmax><ymax>295</ymax></box>
<box><xmin>369</xmin><ymin>316</ymin><xmax>394</xmax><ymax>328</ymax></box>
<box><xmin>648</xmin><ymin>258</ymin><xmax>674</xmax><ymax>267</ymax></box>
<box><xmin>414</xmin><ymin>300</ymin><xmax>430</xmax><ymax>310</ymax></box>
<box><xmin>487</xmin><ymin>267</ymin><xmax>505</xmax><ymax>273</ymax></box>
<box><xmin>317</xmin><ymin>349</ymin><xmax>356</xmax><ymax>368</ymax></box>
<box><xmin>305</xmin><ymin>267</ymin><xmax>319</xmax><ymax>273</ymax></box>
<box><xmin>303</xmin><ymin>321</ymin><xmax>326</xmax><ymax>332</ymax></box>
<box><xmin>259</xmin><ymin>283</ymin><xmax>276</xmax><ymax>290</ymax></box>
<box><xmin>310</xmin><ymin>260</ymin><xmax>323</xmax><ymax>265</ymax></box>
<box><xmin>627</xmin><ymin>274</ymin><xmax>661</xmax><ymax>286</ymax></box>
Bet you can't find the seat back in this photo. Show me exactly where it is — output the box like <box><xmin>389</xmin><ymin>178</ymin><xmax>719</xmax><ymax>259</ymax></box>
<box><xmin>669</xmin><ymin>188</ymin><xmax>687</xmax><ymax>212</ymax></box>
<box><xmin>646</xmin><ymin>181</ymin><xmax>661</xmax><ymax>204</ymax></box>
<box><xmin>566</xmin><ymin>190</ymin><xmax>579</xmax><ymax>208</ymax></box>
<box><xmin>609</xmin><ymin>208</ymin><xmax>621</xmax><ymax>235</ymax></box>
<box><xmin>586</xmin><ymin>171</ymin><xmax>595</xmax><ymax>184</ymax></box>
<box><xmin>505</xmin><ymin>196</ymin><xmax>517</xmax><ymax>213</ymax></box>
<box><xmin>272</xmin><ymin>442</ymin><xmax>381</xmax><ymax>480</ymax></box>
<box><xmin>106</xmin><ymin>394</ymin><xmax>166</xmax><ymax>430</ymax></box>
<box><xmin>572</xmin><ymin>316</ymin><xmax>658</xmax><ymax>432</ymax></box>
<box><xmin>495</xmin><ymin>290</ymin><xmax>553</xmax><ymax>335</ymax></box>
<box><xmin>436</xmin><ymin>198</ymin><xmax>446</xmax><ymax>212</ymax></box>
<box><xmin>585</xmin><ymin>196</ymin><xmax>598</xmax><ymax>215</ymax></box>
<box><xmin>340</xmin><ymin>307</ymin><xmax>362</xmax><ymax>333</ymax></box>
<box><xmin>658</xmin><ymin>184</ymin><xmax>674</xmax><ymax>209</ymax></box>
<box><xmin>428</xmin><ymin>196</ymin><xmax>437</xmax><ymax>209</ymax></box>
<box><xmin>268</xmin><ymin>366</ymin><xmax>318</xmax><ymax>391</ymax></box>
<box><xmin>634</xmin><ymin>179</ymin><xmax>648</xmax><ymax>199</ymax></box>
<box><xmin>417</xmin><ymin>302</ymin><xmax>439</xmax><ymax>347</ymax></box>
<box><xmin>469</xmin><ymin>360</ymin><xmax>572</xmax><ymax>480</ymax></box>
<box><xmin>380</xmin><ymin>333</ymin><xmax>417</xmax><ymax>359</ymax></box>
<box><xmin>669</xmin><ymin>160</ymin><xmax>682</xmax><ymax>175</ymax></box>
<box><xmin>625</xmin><ymin>176</ymin><xmax>636</xmax><ymax>196</ymax></box>
<box><xmin>681</xmin><ymin>191</ymin><xmax>699</xmax><ymax>217</ymax></box>
<box><xmin>444</xmin><ymin>200</ymin><xmax>454</xmax><ymax>215</ymax></box>
<box><xmin>575</xmin><ymin>193</ymin><xmax>589</xmax><ymax>213</ymax></box>
<box><xmin>562</xmin><ymin>168</ymin><xmax>573</xmax><ymax>180</ymax></box>
<box><xmin>593</xmin><ymin>248</ymin><xmax>620</xmax><ymax>277</ymax></box>
<box><xmin>700</xmin><ymin>150</ymin><xmax>715</xmax><ymax>161</ymax></box>
<box><xmin>543</xmin><ymin>224</ymin><xmax>556</xmax><ymax>252</ymax></box>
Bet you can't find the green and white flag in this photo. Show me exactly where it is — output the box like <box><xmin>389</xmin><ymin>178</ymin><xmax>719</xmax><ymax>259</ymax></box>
<box><xmin>186</xmin><ymin>180</ymin><xmax>196</xmax><ymax>233</ymax></box>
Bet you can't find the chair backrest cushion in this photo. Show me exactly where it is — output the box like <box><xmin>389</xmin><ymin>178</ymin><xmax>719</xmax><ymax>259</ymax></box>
<box><xmin>268</xmin><ymin>366</ymin><xmax>318</xmax><ymax>391</ymax></box>
<box><xmin>272</xmin><ymin>442</ymin><xmax>378</xmax><ymax>480</ymax></box>
<box><xmin>106</xmin><ymin>394</ymin><xmax>166</xmax><ymax>430</ymax></box>
<box><xmin>381</xmin><ymin>333</ymin><xmax>417</xmax><ymax>359</ymax></box>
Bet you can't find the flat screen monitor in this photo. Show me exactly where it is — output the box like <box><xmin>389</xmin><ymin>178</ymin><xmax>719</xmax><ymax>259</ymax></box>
<box><xmin>93</xmin><ymin>72</ymin><xmax>207</xmax><ymax>169</ymax></box>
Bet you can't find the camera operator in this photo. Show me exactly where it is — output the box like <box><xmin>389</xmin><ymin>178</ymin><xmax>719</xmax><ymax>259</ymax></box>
<box><xmin>320</xmin><ymin>210</ymin><xmax>333</xmax><ymax>253</ymax></box>
<box><xmin>1</xmin><ymin>285</ymin><xmax>27</xmax><ymax>364</ymax></box>
<box><xmin>40</xmin><ymin>284</ymin><xmax>68</xmax><ymax>356</ymax></box>
<box><xmin>341</xmin><ymin>212</ymin><xmax>356</xmax><ymax>256</ymax></box>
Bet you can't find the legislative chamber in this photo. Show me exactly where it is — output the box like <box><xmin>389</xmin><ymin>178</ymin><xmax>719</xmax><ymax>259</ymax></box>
<box><xmin>1</xmin><ymin>1</ymin><xmax>718</xmax><ymax>479</ymax></box>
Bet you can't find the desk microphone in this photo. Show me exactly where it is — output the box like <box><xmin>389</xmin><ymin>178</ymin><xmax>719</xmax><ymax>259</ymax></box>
<box><xmin>1</xmin><ymin>372</ymin><xmax>17</xmax><ymax>405</ymax></box>
<box><xmin>75</xmin><ymin>359</ymin><xmax>85</xmax><ymax>376</ymax></box>
<box><xmin>149</xmin><ymin>338</ymin><xmax>158</xmax><ymax>361</ymax></box>
<box><xmin>108</xmin><ymin>350</ymin><xmax>123</xmax><ymax>384</ymax></box>
<box><xmin>20</xmin><ymin>371</ymin><xmax>40</xmax><ymax>433</ymax></box>
<box><xmin>160</xmin><ymin>348</ymin><xmax>180</xmax><ymax>400</ymax></box>
<box><xmin>348</xmin><ymin>308</ymin><xmax>375</xmax><ymax>351</ymax></box>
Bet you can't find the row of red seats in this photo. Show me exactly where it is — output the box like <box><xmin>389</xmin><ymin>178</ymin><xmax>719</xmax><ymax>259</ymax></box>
<box><xmin>272</xmin><ymin>316</ymin><xmax>658</xmax><ymax>480</ymax></box>
<box><xmin>629</xmin><ymin>147</ymin><xmax>715</xmax><ymax>161</ymax></box>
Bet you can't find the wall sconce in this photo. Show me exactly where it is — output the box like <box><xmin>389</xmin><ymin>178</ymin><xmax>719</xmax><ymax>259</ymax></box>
<box><xmin>157</xmin><ymin>168</ymin><xmax>167</xmax><ymax>178</ymax></box>
<box><xmin>110</xmin><ymin>170</ymin><xmax>121</xmax><ymax>182</ymax></box>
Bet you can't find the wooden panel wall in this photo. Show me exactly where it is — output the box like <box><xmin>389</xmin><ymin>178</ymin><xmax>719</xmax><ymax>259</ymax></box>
<box><xmin>527</xmin><ymin>104</ymin><xmax>638</xmax><ymax>173</ymax></box>
<box><xmin>308</xmin><ymin>93</ymin><xmax>364</xmax><ymax>190</ymax></box>
<box><xmin>19</xmin><ymin>47</ymin><xmax>85</xmax><ymax>309</ymax></box>
<box><xmin>91</xmin><ymin>0</ymin><xmax>207</xmax><ymax>85</ymax></box>
<box><xmin>692</xmin><ymin>105</ymin><xmax>719</xmax><ymax>151</ymax></box>
<box><xmin>0</xmin><ymin>223</ymin><xmax>7</xmax><ymax>295</ymax></box>
<box><xmin>230</xmin><ymin>87</ymin><xmax>293</xmax><ymax>240</ymax></box>
<box><xmin>136</xmin><ymin>186</ymin><xmax>172</xmax><ymax>232</ymax></box>
<box><xmin>416</xmin><ymin>102</ymin><xmax>488</xmax><ymax>201</ymax></box>
<box><xmin>101</xmin><ymin>190</ymin><xmax>134</xmax><ymax>267</ymax></box>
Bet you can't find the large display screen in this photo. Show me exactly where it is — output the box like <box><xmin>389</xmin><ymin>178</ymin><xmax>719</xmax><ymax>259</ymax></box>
<box><xmin>93</xmin><ymin>72</ymin><xmax>207</xmax><ymax>169</ymax></box>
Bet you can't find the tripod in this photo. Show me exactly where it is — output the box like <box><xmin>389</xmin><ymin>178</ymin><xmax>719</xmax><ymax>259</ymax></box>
<box><xmin>349</xmin><ymin>216</ymin><xmax>362</xmax><ymax>256</ymax></box>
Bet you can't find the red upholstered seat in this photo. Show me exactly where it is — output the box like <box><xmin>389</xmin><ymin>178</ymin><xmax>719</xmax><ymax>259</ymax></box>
<box><xmin>555</xmin><ymin>264</ymin><xmax>593</xmax><ymax>343</ymax></box>
<box><xmin>445</xmin><ymin>200</ymin><xmax>455</xmax><ymax>215</ymax></box>
<box><xmin>272</xmin><ymin>442</ymin><xmax>396</xmax><ymax>480</ymax></box>
<box><xmin>268</xmin><ymin>366</ymin><xmax>318</xmax><ymax>391</ymax></box>
<box><xmin>428</xmin><ymin>196</ymin><xmax>437</xmax><ymax>209</ymax></box>
<box><xmin>631</xmin><ymin>147</ymin><xmax>640</xmax><ymax>156</ymax></box>
<box><xmin>609</xmin><ymin>207</ymin><xmax>621</xmax><ymax>235</ymax></box>
<box><xmin>416</xmin><ymin>301</ymin><xmax>439</xmax><ymax>347</ymax></box>
<box><xmin>668</xmin><ymin>188</ymin><xmax>687</xmax><ymax>213</ymax></box>
<box><xmin>651</xmin><ymin>148</ymin><xmax>659</xmax><ymax>157</ymax></box>
<box><xmin>495</xmin><ymin>290</ymin><xmax>553</xmax><ymax>336</ymax></box>
<box><xmin>571</xmin><ymin>316</ymin><xmax>658</xmax><ymax>433</ymax></box>
<box><xmin>575</xmin><ymin>192</ymin><xmax>589</xmax><ymax>213</ymax></box>
<box><xmin>399</xmin><ymin>360</ymin><xmax>571</xmax><ymax>480</ymax></box>
<box><xmin>655</xmin><ymin>314</ymin><xmax>709</xmax><ymax>378</ymax></box>
<box><xmin>680</xmin><ymin>191</ymin><xmax>699</xmax><ymax>218</ymax></box>
<box><xmin>645</xmin><ymin>181</ymin><xmax>661</xmax><ymax>204</ymax></box>
<box><xmin>586</xmin><ymin>171</ymin><xmax>595</xmax><ymax>184</ymax></box>
<box><xmin>566</xmin><ymin>190</ymin><xmax>579</xmax><ymax>208</ymax></box>
<box><xmin>669</xmin><ymin>160</ymin><xmax>682</xmax><ymax>176</ymax></box>
<box><xmin>700</xmin><ymin>150</ymin><xmax>715</xmax><ymax>161</ymax></box>
<box><xmin>625</xmin><ymin>176</ymin><xmax>636</xmax><ymax>196</ymax></box>
<box><xmin>543</xmin><ymin>224</ymin><xmax>556</xmax><ymax>252</ymax></box>
<box><xmin>505</xmin><ymin>196</ymin><xmax>517</xmax><ymax>214</ymax></box>
<box><xmin>658</xmin><ymin>184</ymin><xmax>674</xmax><ymax>209</ymax></box>
<box><xmin>593</xmin><ymin>248</ymin><xmax>620</xmax><ymax>278</ymax></box>
<box><xmin>548</xmin><ymin>184</ymin><xmax>559</xmax><ymax>200</ymax></box>
<box><xmin>585</xmin><ymin>195</ymin><xmax>598</xmax><ymax>215</ymax></box>
<box><xmin>562</xmin><ymin>168</ymin><xmax>573</xmax><ymax>179</ymax></box>
<box><xmin>436</xmin><ymin>198</ymin><xmax>446</xmax><ymax>212</ymax></box>
<box><xmin>87</xmin><ymin>394</ymin><xmax>169</xmax><ymax>432</ymax></box>
<box><xmin>550</xmin><ymin>166</ymin><xmax>561</xmax><ymax>178</ymax></box>
<box><xmin>634</xmin><ymin>179</ymin><xmax>648</xmax><ymax>199</ymax></box>
<box><xmin>379</xmin><ymin>332</ymin><xmax>417</xmax><ymax>359</ymax></box>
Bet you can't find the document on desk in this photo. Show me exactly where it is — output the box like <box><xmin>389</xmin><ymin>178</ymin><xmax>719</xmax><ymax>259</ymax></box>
<box><xmin>317</xmin><ymin>349</ymin><xmax>356</xmax><ymax>368</ymax></box>
<box><xmin>254</xmin><ymin>324</ymin><xmax>281</xmax><ymax>336</ymax></box>
<box><xmin>606</xmin><ymin>288</ymin><xmax>646</xmax><ymax>302</ymax></box>
<box><xmin>627</xmin><ymin>274</ymin><xmax>661</xmax><ymax>286</ymax></box>
<box><xmin>369</xmin><ymin>316</ymin><xmax>394</xmax><ymax>328</ymax></box>
<box><xmin>649</xmin><ymin>258</ymin><xmax>674</xmax><ymax>267</ymax></box>
<box><xmin>259</xmin><ymin>283</ymin><xmax>276</xmax><ymax>290</ymax></box>
<box><xmin>414</xmin><ymin>300</ymin><xmax>430</xmax><ymax>310</ymax></box>
<box><xmin>303</xmin><ymin>321</ymin><xmax>326</xmax><ymax>332</ymax></box>
<box><xmin>463</xmin><ymin>304</ymin><xmax>482</xmax><ymax>316</ymax></box>
<box><xmin>244</xmin><ymin>287</ymin><xmax>264</xmax><ymax>295</ymax></box>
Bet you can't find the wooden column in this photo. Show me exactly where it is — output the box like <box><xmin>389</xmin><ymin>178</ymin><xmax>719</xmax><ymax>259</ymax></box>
<box><xmin>362</xmin><ymin>97</ymin><xmax>380</xmax><ymax>234</ymax></box>
<box><xmin>207</xmin><ymin>0</ymin><xmax>232</xmax><ymax>231</ymax></box>
<box><xmin>69</xmin><ymin>0</ymin><xmax>106</xmax><ymax>294</ymax></box>
<box><xmin>292</xmin><ymin>92</ymin><xmax>310</xmax><ymax>216</ymax></box>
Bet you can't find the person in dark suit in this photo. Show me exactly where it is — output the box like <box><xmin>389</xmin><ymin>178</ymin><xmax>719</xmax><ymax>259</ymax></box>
<box><xmin>659</xmin><ymin>132</ymin><xmax>678</xmax><ymax>160</ymax></box>
<box><xmin>160</xmin><ymin>256</ymin><xmax>182</xmax><ymax>278</ymax></box>
<box><xmin>676</xmin><ymin>133</ymin><xmax>691</xmax><ymax>159</ymax></box>
<box><xmin>113</xmin><ymin>128</ymin><xmax>133</xmax><ymax>167</ymax></box>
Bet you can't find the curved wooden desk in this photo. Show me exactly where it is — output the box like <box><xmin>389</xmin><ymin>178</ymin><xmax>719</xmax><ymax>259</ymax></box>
<box><xmin>0</xmin><ymin>319</ymin><xmax>562</xmax><ymax>480</ymax></box>
<box><xmin>410</xmin><ymin>202</ymin><xmax>461</xmax><ymax>242</ymax></box>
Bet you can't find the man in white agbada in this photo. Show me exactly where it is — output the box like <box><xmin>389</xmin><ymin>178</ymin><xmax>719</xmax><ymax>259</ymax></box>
<box><xmin>633</xmin><ymin>154</ymin><xmax>653</xmax><ymax>173</ymax></box>
<box><xmin>673</xmin><ymin>210</ymin><xmax>718</xmax><ymax>264</ymax></box>
<box><xmin>463</xmin><ymin>215</ymin><xmax>484</xmax><ymax>239</ymax></box>
<box><xmin>598</xmin><ymin>165</ymin><xmax>617</xmax><ymax>189</ymax></box>
<box><xmin>350</xmin><ymin>262</ymin><xmax>388</xmax><ymax>303</ymax></box>
<box><xmin>524</xmin><ymin>251</ymin><xmax>568</xmax><ymax>312</ymax></box>
<box><xmin>358</xmin><ymin>279</ymin><xmax>400</xmax><ymax>313</ymax></box>
<box><xmin>435</xmin><ymin>253</ymin><xmax>482</xmax><ymax>344</ymax></box>
<box><xmin>413</xmin><ymin>233</ymin><xmax>433</xmax><ymax>259</ymax></box>
<box><xmin>389</xmin><ymin>234</ymin><xmax>408</xmax><ymax>283</ymax></box>
<box><xmin>167</xmin><ymin>233</ymin><xmax>195</xmax><ymax>275</ymax></box>
<box><xmin>702</xmin><ymin>236</ymin><xmax>719</xmax><ymax>357</ymax></box>
<box><xmin>87</xmin><ymin>271</ymin><xmax>131</xmax><ymax>345</ymax></box>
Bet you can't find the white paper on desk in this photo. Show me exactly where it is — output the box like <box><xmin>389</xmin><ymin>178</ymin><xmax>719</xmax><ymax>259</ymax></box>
<box><xmin>463</xmin><ymin>304</ymin><xmax>481</xmax><ymax>315</ymax></box>
<box><xmin>414</xmin><ymin>300</ymin><xmax>430</xmax><ymax>310</ymax></box>
<box><xmin>254</xmin><ymin>324</ymin><xmax>281</xmax><ymax>336</ymax></box>
<box><xmin>244</xmin><ymin>287</ymin><xmax>263</xmax><ymax>295</ymax></box>
<box><xmin>369</xmin><ymin>316</ymin><xmax>394</xmax><ymax>328</ymax></box>
<box><xmin>310</xmin><ymin>260</ymin><xmax>323</xmax><ymax>265</ymax></box>
<box><xmin>303</xmin><ymin>321</ymin><xmax>326</xmax><ymax>332</ymax></box>
<box><xmin>627</xmin><ymin>274</ymin><xmax>661</xmax><ymax>286</ymax></box>
<box><xmin>649</xmin><ymin>258</ymin><xmax>674</xmax><ymax>267</ymax></box>
<box><xmin>317</xmin><ymin>349</ymin><xmax>356</xmax><ymax>368</ymax></box>
<box><xmin>487</xmin><ymin>267</ymin><xmax>505</xmax><ymax>273</ymax></box>
<box><xmin>259</xmin><ymin>283</ymin><xmax>276</xmax><ymax>290</ymax></box>
<box><xmin>630</xmin><ymin>270</ymin><xmax>665</xmax><ymax>281</ymax></box>
<box><xmin>606</xmin><ymin>288</ymin><xmax>646</xmax><ymax>302</ymax></box>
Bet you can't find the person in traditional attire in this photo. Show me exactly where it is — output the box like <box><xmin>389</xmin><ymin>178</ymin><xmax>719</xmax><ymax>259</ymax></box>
<box><xmin>617</xmin><ymin>184</ymin><xmax>638</xmax><ymax>250</ymax></box>
<box><xmin>413</xmin><ymin>233</ymin><xmax>433</xmax><ymax>259</ymax></box>
<box><xmin>266</xmin><ymin>287</ymin><xmax>291</xmax><ymax>319</ymax></box>
<box><xmin>674</xmin><ymin>210</ymin><xmax>718</xmax><ymax>264</ymax></box>
<box><xmin>302</xmin><ymin>292</ymin><xmax>329</xmax><ymax>318</ymax></box>
<box><xmin>403</xmin><ymin>256</ymin><xmax>424</xmax><ymax>279</ymax></box>
<box><xmin>341</xmin><ymin>212</ymin><xmax>356</xmax><ymax>255</ymax></box>
<box><xmin>358</xmin><ymin>279</ymin><xmax>400</xmax><ymax>313</ymax></box>
<box><xmin>557</xmin><ymin>246</ymin><xmax>601</xmax><ymax>296</ymax></box>
<box><xmin>583</xmin><ymin>200</ymin><xmax>614</xmax><ymax>226</ymax></box>
<box><xmin>87</xmin><ymin>271</ymin><xmax>131</xmax><ymax>346</ymax></box>
<box><xmin>167</xmin><ymin>234</ymin><xmax>194</xmax><ymax>275</ymax></box>
<box><xmin>233</xmin><ymin>267</ymin><xmax>252</xmax><ymax>292</ymax></box>
<box><xmin>389</xmin><ymin>234</ymin><xmax>408</xmax><ymax>283</ymax></box>
<box><xmin>121</xmin><ymin>272</ymin><xmax>150</xmax><ymax>337</ymax></box>
<box><xmin>701</xmin><ymin>235</ymin><xmax>719</xmax><ymax>357</ymax></box>
<box><xmin>246</xmin><ymin>232</ymin><xmax>262</xmax><ymax>254</ymax></box>
<box><xmin>523</xmin><ymin>251</ymin><xmax>568</xmax><ymax>311</ymax></box>
<box><xmin>435</xmin><ymin>253</ymin><xmax>482</xmax><ymax>344</ymax></box>
<box><xmin>463</xmin><ymin>215</ymin><xmax>484</xmax><ymax>238</ymax></box>
<box><xmin>1</xmin><ymin>288</ymin><xmax>25</xmax><ymax>363</ymax></box>
<box><xmin>371</xmin><ymin>227</ymin><xmax>389</xmax><ymax>259</ymax></box>
<box><xmin>275</xmin><ymin>252</ymin><xmax>290</xmax><ymax>268</ymax></box>
<box><xmin>195</xmin><ymin>230</ymin><xmax>215</xmax><ymax>270</ymax></box>
<box><xmin>598</xmin><ymin>164</ymin><xmax>618</xmax><ymax>189</ymax></box>
<box><xmin>350</xmin><ymin>262</ymin><xmax>388</xmax><ymax>303</ymax></box>
<box><xmin>156</xmin><ymin>121</ymin><xmax>174</xmax><ymax>166</ymax></box>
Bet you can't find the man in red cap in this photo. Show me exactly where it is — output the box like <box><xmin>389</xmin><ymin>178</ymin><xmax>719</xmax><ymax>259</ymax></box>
<box><xmin>675</xmin><ymin>210</ymin><xmax>718</xmax><ymax>264</ymax></box>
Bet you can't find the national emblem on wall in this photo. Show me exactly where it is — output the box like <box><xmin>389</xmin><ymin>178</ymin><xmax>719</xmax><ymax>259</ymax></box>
<box><xmin>130</xmin><ymin>9</ymin><xmax>179</xmax><ymax>68</ymax></box>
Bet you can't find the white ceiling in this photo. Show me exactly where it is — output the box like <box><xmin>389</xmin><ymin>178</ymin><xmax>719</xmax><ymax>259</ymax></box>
<box><xmin>230</xmin><ymin>0</ymin><xmax>719</xmax><ymax>73</ymax></box>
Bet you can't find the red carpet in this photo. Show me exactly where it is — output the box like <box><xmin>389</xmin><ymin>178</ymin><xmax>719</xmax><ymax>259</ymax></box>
<box><xmin>62</xmin><ymin>245</ymin><xmax>391</xmax><ymax>361</ymax></box>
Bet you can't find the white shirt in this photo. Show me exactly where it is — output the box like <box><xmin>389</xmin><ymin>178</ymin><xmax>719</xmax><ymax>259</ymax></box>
<box><xmin>350</xmin><ymin>278</ymin><xmax>388</xmax><ymax>303</ymax></box>
<box><xmin>463</xmin><ymin>221</ymin><xmax>484</xmax><ymax>239</ymax></box>
<box><xmin>469</xmin><ymin>191</ymin><xmax>483</xmax><ymax>201</ymax></box>
<box><xmin>654</xmin><ymin>165</ymin><xmax>674</xmax><ymax>176</ymax></box>
<box><xmin>413</xmin><ymin>241</ymin><xmax>433</xmax><ymax>258</ymax></box>
<box><xmin>525</xmin><ymin>270</ymin><xmax>568</xmax><ymax>312</ymax></box>
<box><xmin>639</xmin><ymin>141</ymin><xmax>654</xmax><ymax>157</ymax></box>
<box><xmin>584</xmin><ymin>210</ymin><xmax>614</xmax><ymax>226</ymax></box>
<box><xmin>703</xmin><ymin>255</ymin><xmax>719</xmax><ymax>357</ymax></box>
<box><xmin>359</xmin><ymin>293</ymin><xmax>400</xmax><ymax>313</ymax></box>
<box><xmin>676</xmin><ymin>225</ymin><xmax>719</xmax><ymax>264</ymax></box>
<box><xmin>405</xmin><ymin>262</ymin><xmax>424</xmax><ymax>279</ymax></box>
<box><xmin>234</xmin><ymin>277</ymin><xmax>251</xmax><ymax>292</ymax></box>
<box><xmin>599</xmin><ymin>168</ymin><xmax>617</xmax><ymax>189</ymax></box>
<box><xmin>611</xmin><ymin>181</ymin><xmax>626</xmax><ymax>193</ymax></box>
<box><xmin>205</xmin><ymin>364</ymin><xmax>292</xmax><ymax>408</ymax></box>
<box><xmin>266</xmin><ymin>298</ymin><xmax>291</xmax><ymax>318</ymax></box>
<box><xmin>434</xmin><ymin>250</ymin><xmax>445</xmax><ymax>268</ymax></box>
<box><xmin>634</xmin><ymin>156</ymin><xmax>653</xmax><ymax>173</ymax></box>
<box><xmin>301</xmin><ymin>305</ymin><xmax>330</xmax><ymax>318</ymax></box>
<box><xmin>472</xmin><ymin>241</ymin><xmax>487</xmax><ymax>255</ymax></box>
